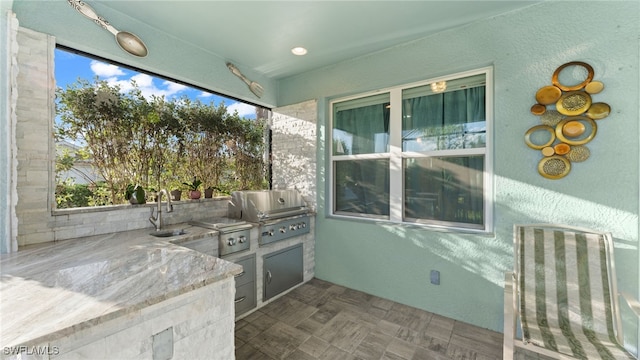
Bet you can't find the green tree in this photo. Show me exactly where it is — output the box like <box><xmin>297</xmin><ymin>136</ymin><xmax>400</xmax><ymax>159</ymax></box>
<box><xmin>55</xmin><ymin>78</ymin><xmax>267</xmax><ymax>208</ymax></box>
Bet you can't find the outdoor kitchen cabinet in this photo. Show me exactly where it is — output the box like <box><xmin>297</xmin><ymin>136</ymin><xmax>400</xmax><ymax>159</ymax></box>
<box><xmin>263</xmin><ymin>244</ymin><xmax>304</xmax><ymax>301</ymax></box>
<box><xmin>233</xmin><ymin>253</ymin><xmax>257</xmax><ymax>316</ymax></box>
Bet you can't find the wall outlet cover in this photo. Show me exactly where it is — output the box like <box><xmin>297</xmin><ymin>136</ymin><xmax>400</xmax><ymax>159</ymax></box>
<box><xmin>152</xmin><ymin>327</ymin><xmax>174</xmax><ymax>360</ymax></box>
<box><xmin>430</xmin><ymin>270</ymin><xmax>440</xmax><ymax>285</ymax></box>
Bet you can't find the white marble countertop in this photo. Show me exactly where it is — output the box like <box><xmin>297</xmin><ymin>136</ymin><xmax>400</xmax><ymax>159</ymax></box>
<box><xmin>0</xmin><ymin>225</ymin><xmax>241</xmax><ymax>348</ymax></box>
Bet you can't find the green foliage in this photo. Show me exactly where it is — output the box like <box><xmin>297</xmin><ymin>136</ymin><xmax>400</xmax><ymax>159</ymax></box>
<box><xmin>55</xmin><ymin>78</ymin><xmax>267</xmax><ymax>208</ymax></box>
<box><xmin>55</xmin><ymin>179</ymin><xmax>112</xmax><ymax>208</ymax></box>
<box><xmin>182</xmin><ymin>177</ymin><xmax>202</xmax><ymax>191</ymax></box>
<box><xmin>125</xmin><ymin>184</ymin><xmax>146</xmax><ymax>204</ymax></box>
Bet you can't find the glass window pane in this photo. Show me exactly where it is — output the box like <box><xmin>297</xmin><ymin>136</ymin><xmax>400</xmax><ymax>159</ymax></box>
<box><xmin>334</xmin><ymin>159</ymin><xmax>389</xmax><ymax>216</ymax></box>
<box><xmin>404</xmin><ymin>156</ymin><xmax>484</xmax><ymax>226</ymax></box>
<box><xmin>333</xmin><ymin>94</ymin><xmax>390</xmax><ymax>155</ymax></box>
<box><xmin>402</xmin><ymin>74</ymin><xmax>485</xmax><ymax>152</ymax></box>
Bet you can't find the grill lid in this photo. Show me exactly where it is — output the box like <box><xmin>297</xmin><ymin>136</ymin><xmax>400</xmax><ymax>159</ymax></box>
<box><xmin>228</xmin><ymin>190</ymin><xmax>310</xmax><ymax>222</ymax></box>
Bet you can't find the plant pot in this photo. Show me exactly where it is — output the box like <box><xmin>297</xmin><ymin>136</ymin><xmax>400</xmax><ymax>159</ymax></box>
<box><xmin>188</xmin><ymin>190</ymin><xmax>201</xmax><ymax>200</ymax></box>
<box><xmin>170</xmin><ymin>190</ymin><xmax>182</xmax><ymax>201</ymax></box>
<box><xmin>204</xmin><ymin>188</ymin><xmax>214</xmax><ymax>198</ymax></box>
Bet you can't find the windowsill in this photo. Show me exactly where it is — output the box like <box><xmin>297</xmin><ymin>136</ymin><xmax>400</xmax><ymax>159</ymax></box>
<box><xmin>326</xmin><ymin>213</ymin><xmax>494</xmax><ymax>236</ymax></box>
<box><xmin>51</xmin><ymin>196</ymin><xmax>231</xmax><ymax>216</ymax></box>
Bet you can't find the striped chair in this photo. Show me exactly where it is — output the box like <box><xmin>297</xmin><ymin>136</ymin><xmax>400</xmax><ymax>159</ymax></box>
<box><xmin>504</xmin><ymin>224</ymin><xmax>639</xmax><ymax>359</ymax></box>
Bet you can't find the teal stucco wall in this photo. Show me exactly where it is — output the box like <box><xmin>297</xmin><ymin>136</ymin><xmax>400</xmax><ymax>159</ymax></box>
<box><xmin>278</xmin><ymin>0</ymin><xmax>640</xmax><ymax>352</ymax></box>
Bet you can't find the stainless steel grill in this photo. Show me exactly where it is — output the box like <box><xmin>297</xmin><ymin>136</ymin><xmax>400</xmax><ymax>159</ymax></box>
<box><xmin>228</xmin><ymin>190</ymin><xmax>310</xmax><ymax>223</ymax></box>
<box><xmin>228</xmin><ymin>190</ymin><xmax>311</xmax><ymax>245</ymax></box>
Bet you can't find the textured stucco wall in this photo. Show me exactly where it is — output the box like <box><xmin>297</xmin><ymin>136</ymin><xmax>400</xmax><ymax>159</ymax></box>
<box><xmin>277</xmin><ymin>0</ymin><xmax>640</xmax><ymax>352</ymax></box>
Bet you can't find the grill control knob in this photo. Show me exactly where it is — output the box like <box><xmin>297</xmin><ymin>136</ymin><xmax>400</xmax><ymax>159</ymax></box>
<box><xmin>290</xmin><ymin>224</ymin><xmax>296</xmax><ymax>231</ymax></box>
<box><xmin>238</xmin><ymin>236</ymin><xmax>246</xmax><ymax>243</ymax></box>
<box><xmin>227</xmin><ymin>238</ymin><xmax>236</xmax><ymax>246</ymax></box>
<box><xmin>279</xmin><ymin>227</ymin><xmax>286</xmax><ymax>234</ymax></box>
<box><xmin>268</xmin><ymin>230</ymin><xmax>274</xmax><ymax>236</ymax></box>
<box><xmin>301</xmin><ymin>223</ymin><xmax>307</xmax><ymax>228</ymax></box>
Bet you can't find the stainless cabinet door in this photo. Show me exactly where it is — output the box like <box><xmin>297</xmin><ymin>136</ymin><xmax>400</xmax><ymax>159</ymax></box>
<box><xmin>263</xmin><ymin>244</ymin><xmax>303</xmax><ymax>301</ymax></box>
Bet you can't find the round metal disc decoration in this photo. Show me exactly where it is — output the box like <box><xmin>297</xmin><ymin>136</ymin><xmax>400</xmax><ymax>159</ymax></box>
<box><xmin>526</xmin><ymin>61</ymin><xmax>609</xmax><ymax>179</ymax></box>
<box><xmin>538</xmin><ymin>156</ymin><xmax>571</xmax><ymax>179</ymax></box>
<box><xmin>585</xmin><ymin>81</ymin><xmax>604</xmax><ymax>94</ymax></box>
<box><xmin>535</xmin><ymin>85</ymin><xmax>562</xmax><ymax>105</ymax></box>
<box><xmin>556</xmin><ymin>91</ymin><xmax>592</xmax><ymax>116</ymax></box>
<box><xmin>551</xmin><ymin>61</ymin><xmax>594</xmax><ymax>91</ymax></box>
<box><xmin>531</xmin><ymin>104</ymin><xmax>546</xmax><ymax>115</ymax></box>
<box><xmin>554</xmin><ymin>143</ymin><xmax>570</xmax><ymax>155</ymax></box>
<box><xmin>525</xmin><ymin>125</ymin><xmax>556</xmax><ymax>150</ymax></box>
<box><xmin>586</xmin><ymin>102</ymin><xmax>611</xmax><ymax>120</ymax></box>
<box><xmin>540</xmin><ymin>110</ymin><xmax>564</xmax><ymax>126</ymax></box>
<box><xmin>555</xmin><ymin>117</ymin><xmax>597</xmax><ymax>145</ymax></box>
<box><xmin>565</xmin><ymin>145</ymin><xmax>590</xmax><ymax>162</ymax></box>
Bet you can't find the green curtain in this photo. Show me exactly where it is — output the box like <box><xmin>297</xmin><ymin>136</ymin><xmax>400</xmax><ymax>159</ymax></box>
<box><xmin>334</xmin><ymin>103</ymin><xmax>390</xmax><ymax>216</ymax></box>
<box><xmin>403</xmin><ymin>87</ymin><xmax>485</xmax><ymax>225</ymax></box>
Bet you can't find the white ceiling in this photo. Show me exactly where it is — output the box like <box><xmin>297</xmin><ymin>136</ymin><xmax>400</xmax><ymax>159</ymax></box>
<box><xmin>12</xmin><ymin>0</ymin><xmax>539</xmax><ymax>80</ymax></box>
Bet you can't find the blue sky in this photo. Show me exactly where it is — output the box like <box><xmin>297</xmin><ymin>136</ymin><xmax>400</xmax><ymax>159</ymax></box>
<box><xmin>54</xmin><ymin>48</ymin><xmax>257</xmax><ymax>119</ymax></box>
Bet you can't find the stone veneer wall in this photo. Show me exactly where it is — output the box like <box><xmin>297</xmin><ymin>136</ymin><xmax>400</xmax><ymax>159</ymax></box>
<box><xmin>5</xmin><ymin>277</ymin><xmax>236</xmax><ymax>360</ymax></box>
<box><xmin>271</xmin><ymin>100</ymin><xmax>318</xmax><ymax>210</ymax></box>
<box><xmin>14</xmin><ymin>27</ymin><xmax>230</xmax><ymax>246</ymax></box>
<box><xmin>2</xmin><ymin>11</ymin><xmax>20</xmax><ymax>253</ymax></box>
<box><xmin>14</xmin><ymin>27</ymin><xmax>55</xmax><ymax>246</ymax></box>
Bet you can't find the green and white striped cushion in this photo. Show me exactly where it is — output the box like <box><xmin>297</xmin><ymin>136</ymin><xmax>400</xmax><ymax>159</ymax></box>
<box><xmin>517</xmin><ymin>226</ymin><xmax>634</xmax><ymax>360</ymax></box>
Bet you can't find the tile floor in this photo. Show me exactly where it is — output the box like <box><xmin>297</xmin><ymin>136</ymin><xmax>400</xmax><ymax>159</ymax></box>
<box><xmin>235</xmin><ymin>278</ymin><xmax>510</xmax><ymax>360</ymax></box>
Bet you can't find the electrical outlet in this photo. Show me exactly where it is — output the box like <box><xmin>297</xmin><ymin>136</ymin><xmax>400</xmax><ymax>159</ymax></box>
<box><xmin>430</xmin><ymin>270</ymin><xmax>440</xmax><ymax>285</ymax></box>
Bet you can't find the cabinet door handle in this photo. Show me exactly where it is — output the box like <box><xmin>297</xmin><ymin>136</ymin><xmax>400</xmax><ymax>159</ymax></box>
<box><xmin>234</xmin><ymin>271</ymin><xmax>245</xmax><ymax>278</ymax></box>
<box><xmin>235</xmin><ymin>296</ymin><xmax>246</xmax><ymax>303</ymax></box>
<box><xmin>266</xmin><ymin>270</ymin><xmax>272</xmax><ymax>284</ymax></box>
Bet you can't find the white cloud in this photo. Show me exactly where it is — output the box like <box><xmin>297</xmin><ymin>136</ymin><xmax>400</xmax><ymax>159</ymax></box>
<box><xmin>227</xmin><ymin>102</ymin><xmax>256</xmax><ymax>117</ymax></box>
<box><xmin>90</xmin><ymin>61</ymin><xmax>125</xmax><ymax>77</ymax></box>
<box><xmin>198</xmin><ymin>91</ymin><xmax>213</xmax><ymax>98</ymax></box>
<box><xmin>164</xmin><ymin>80</ymin><xmax>187</xmax><ymax>94</ymax></box>
<box><xmin>102</xmin><ymin>73</ymin><xmax>187</xmax><ymax>99</ymax></box>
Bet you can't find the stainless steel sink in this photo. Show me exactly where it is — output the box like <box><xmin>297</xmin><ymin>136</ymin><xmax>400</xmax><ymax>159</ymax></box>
<box><xmin>149</xmin><ymin>229</ymin><xmax>187</xmax><ymax>238</ymax></box>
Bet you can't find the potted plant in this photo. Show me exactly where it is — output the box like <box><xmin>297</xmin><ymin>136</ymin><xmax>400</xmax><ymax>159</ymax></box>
<box><xmin>170</xmin><ymin>189</ymin><xmax>182</xmax><ymax>201</ymax></box>
<box><xmin>125</xmin><ymin>184</ymin><xmax>146</xmax><ymax>204</ymax></box>
<box><xmin>204</xmin><ymin>186</ymin><xmax>217</xmax><ymax>199</ymax></box>
<box><xmin>183</xmin><ymin>177</ymin><xmax>202</xmax><ymax>200</ymax></box>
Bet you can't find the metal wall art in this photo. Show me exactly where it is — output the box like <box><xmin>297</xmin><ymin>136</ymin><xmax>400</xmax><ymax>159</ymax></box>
<box><xmin>226</xmin><ymin>62</ymin><xmax>264</xmax><ymax>98</ymax></box>
<box><xmin>68</xmin><ymin>0</ymin><xmax>148</xmax><ymax>57</ymax></box>
<box><xmin>524</xmin><ymin>61</ymin><xmax>610</xmax><ymax>179</ymax></box>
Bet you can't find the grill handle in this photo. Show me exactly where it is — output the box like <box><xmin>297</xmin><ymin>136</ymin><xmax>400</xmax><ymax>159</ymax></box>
<box><xmin>266</xmin><ymin>270</ymin><xmax>272</xmax><ymax>284</ymax></box>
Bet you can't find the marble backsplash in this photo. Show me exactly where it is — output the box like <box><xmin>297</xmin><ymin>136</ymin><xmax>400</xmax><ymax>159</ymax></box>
<box><xmin>49</xmin><ymin>197</ymin><xmax>230</xmax><ymax>243</ymax></box>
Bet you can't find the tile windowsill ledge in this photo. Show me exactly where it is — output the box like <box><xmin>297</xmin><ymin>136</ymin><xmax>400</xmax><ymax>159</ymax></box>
<box><xmin>51</xmin><ymin>196</ymin><xmax>232</xmax><ymax>216</ymax></box>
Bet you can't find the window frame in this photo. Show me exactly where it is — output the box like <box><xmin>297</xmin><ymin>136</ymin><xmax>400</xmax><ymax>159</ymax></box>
<box><xmin>328</xmin><ymin>67</ymin><xmax>494</xmax><ymax>233</ymax></box>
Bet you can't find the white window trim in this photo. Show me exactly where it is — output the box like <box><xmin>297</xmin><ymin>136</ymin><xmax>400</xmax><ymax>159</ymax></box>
<box><xmin>328</xmin><ymin>66</ymin><xmax>494</xmax><ymax>234</ymax></box>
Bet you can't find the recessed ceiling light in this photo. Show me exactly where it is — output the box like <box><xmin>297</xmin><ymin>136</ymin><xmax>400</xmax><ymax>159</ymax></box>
<box><xmin>291</xmin><ymin>47</ymin><xmax>308</xmax><ymax>56</ymax></box>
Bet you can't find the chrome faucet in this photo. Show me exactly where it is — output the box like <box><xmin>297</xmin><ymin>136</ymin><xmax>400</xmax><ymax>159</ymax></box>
<box><xmin>149</xmin><ymin>189</ymin><xmax>173</xmax><ymax>231</ymax></box>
